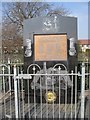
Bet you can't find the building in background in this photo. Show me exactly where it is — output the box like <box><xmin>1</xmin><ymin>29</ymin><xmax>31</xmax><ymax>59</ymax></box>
<box><xmin>78</xmin><ymin>39</ymin><xmax>90</xmax><ymax>62</ymax></box>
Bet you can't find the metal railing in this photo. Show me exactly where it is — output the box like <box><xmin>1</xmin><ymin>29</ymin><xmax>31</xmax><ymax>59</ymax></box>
<box><xmin>0</xmin><ymin>62</ymin><xmax>89</xmax><ymax>119</ymax></box>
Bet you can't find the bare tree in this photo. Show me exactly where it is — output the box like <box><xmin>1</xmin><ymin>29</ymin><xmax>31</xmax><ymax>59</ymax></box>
<box><xmin>2</xmin><ymin>2</ymin><xmax>70</xmax><ymax>36</ymax></box>
<box><xmin>3</xmin><ymin>2</ymin><xmax>50</xmax><ymax>30</ymax></box>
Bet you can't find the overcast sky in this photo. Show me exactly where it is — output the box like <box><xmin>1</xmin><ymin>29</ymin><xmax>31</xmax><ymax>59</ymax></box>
<box><xmin>0</xmin><ymin>1</ymin><xmax>89</xmax><ymax>39</ymax></box>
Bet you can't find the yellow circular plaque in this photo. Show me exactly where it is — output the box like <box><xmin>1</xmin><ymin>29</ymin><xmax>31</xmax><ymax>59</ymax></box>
<box><xmin>45</xmin><ymin>91</ymin><xmax>56</xmax><ymax>103</ymax></box>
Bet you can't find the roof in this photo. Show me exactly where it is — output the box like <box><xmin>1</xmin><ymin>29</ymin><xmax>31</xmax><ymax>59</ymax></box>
<box><xmin>78</xmin><ymin>39</ymin><xmax>90</xmax><ymax>45</ymax></box>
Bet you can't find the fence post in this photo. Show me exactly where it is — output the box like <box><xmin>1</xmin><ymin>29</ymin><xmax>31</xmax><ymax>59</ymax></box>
<box><xmin>8</xmin><ymin>58</ymin><xmax>11</xmax><ymax>92</ymax></box>
<box><xmin>89</xmin><ymin>64</ymin><xmax>90</xmax><ymax>120</ymax></box>
<box><xmin>14</xmin><ymin>65</ymin><xmax>19</xmax><ymax>118</ymax></box>
<box><xmin>81</xmin><ymin>63</ymin><xmax>85</xmax><ymax>118</ymax></box>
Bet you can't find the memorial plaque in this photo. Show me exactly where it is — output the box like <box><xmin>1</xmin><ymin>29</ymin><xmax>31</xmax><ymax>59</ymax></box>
<box><xmin>34</xmin><ymin>34</ymin><xmax>67</xmax><ymax>61</ymax></box>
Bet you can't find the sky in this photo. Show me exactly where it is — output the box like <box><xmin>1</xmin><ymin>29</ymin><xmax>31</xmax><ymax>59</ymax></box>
<box><xmin>56</xmin><ymin>2</ymin><xmax>88</xmax><ymax>39</ymax></box>
<box><xmin>0</xmin><ymin>1</ymin><xmax>89</xmax><ymax>39</ymax></box>
<box><xmin>0</xmin><ymin>0</ymin><xmax>89</xmax><ymax>2</ymax></box>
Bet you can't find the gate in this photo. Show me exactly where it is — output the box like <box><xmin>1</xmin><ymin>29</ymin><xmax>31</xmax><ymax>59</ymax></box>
<box><xmin>0</xmin><ymin>61</ymin><xmax>89</xmax><ymax>119</ymax></box>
